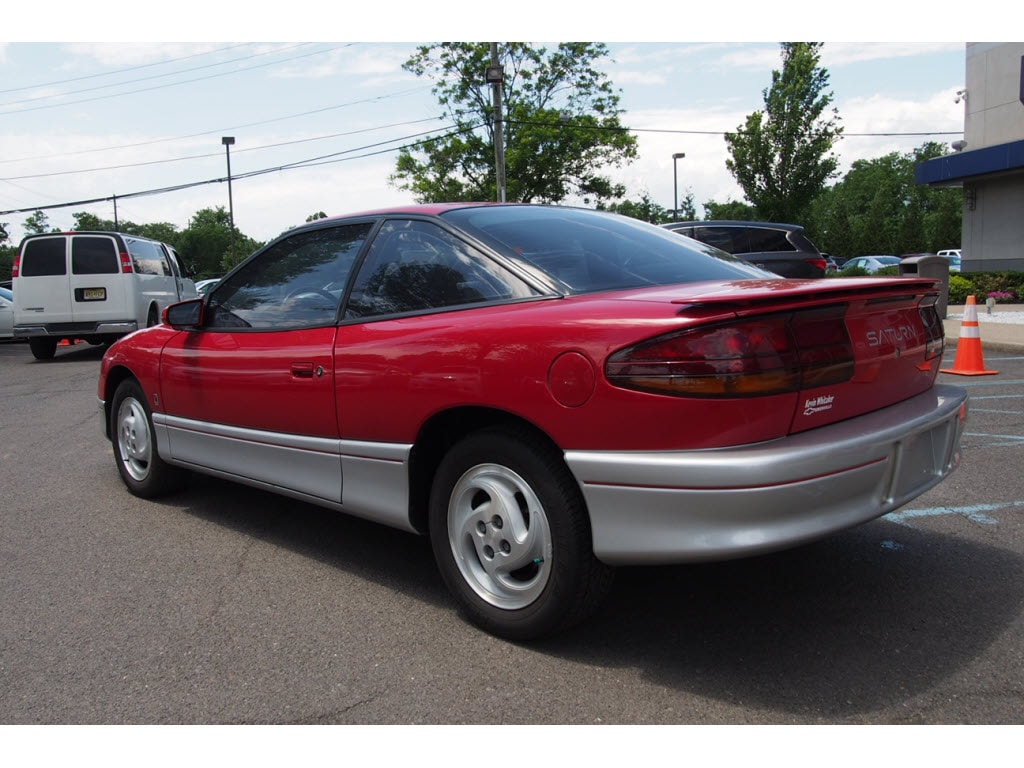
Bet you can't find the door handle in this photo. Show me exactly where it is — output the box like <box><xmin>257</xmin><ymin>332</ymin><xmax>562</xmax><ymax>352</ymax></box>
<box><xmin>291</xmin><ymin>362</ymin><xmax>324</xmax><ymax>378</ymax></box>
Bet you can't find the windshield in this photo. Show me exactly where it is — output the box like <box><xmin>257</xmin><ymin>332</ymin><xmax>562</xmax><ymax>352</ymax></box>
<box><xmin>441</xmin><ymin>205</ymin><xmax>770</xmax><ymax>293</ymax></box>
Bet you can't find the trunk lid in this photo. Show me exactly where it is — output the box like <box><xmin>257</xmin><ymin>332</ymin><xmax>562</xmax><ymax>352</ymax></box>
<box><xmin>634</xmin><ymin>276</ymin><xmax>946</xmax><ymax>435</ymax></box>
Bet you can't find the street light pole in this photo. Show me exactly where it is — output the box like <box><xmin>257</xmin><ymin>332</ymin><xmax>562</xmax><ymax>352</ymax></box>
<box><xmin>222</xmin><ymin>136</ymin><xmax>236</xmax><ymax>266</ymax></box>
<box><xmin>672</xmin><ymin>152</ymin><xmax>685</xmax><ymax>220</ymax></box>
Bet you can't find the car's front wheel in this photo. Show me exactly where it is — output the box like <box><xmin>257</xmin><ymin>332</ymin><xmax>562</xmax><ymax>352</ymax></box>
<box><xmin>429</xmin><ymin>426</ymin><xmax>614</xmax><ymax>640</ymax></box>
<box><xmin>110</xmin><ymin>378</ymin><xmax>184</xmax><ymax>498</ymax></box>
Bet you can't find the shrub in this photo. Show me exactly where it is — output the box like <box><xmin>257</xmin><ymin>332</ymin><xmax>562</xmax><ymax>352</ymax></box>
<box><xmin>947</xmin><ymin>274</ymin><xmax>976</xmax><ymax>305</ymax></box>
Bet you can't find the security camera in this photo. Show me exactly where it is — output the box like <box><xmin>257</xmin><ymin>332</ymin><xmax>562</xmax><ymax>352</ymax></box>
<box><xmin>954</xmin><ymin>89</ymin><xmax>967</xmax><ymax>104</ymax></box>
<box><xmin>952</xmin><ymin>140</ymin><xmax>967</xmax><ymax>152</ymax></box>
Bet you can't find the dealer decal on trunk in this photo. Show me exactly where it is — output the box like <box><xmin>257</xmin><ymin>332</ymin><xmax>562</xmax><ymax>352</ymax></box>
<box><xmin>804</xmin><ymin>394</ymin><xmax>836</xmax><ymax>416</ymax></box>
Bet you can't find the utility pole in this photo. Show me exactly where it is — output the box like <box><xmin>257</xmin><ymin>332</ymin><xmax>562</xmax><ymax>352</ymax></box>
<box><xmin>222</xmin><ymin>137</ymin><xmax>236</xmax><ymax>266</ymax></box>
<box><xmin>486</xmin><ymin>43</ymin><xmax>506</xmax><ymax>203</ymax></box>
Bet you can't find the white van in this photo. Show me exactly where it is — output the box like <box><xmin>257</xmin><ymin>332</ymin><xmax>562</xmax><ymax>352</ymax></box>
<box><xmin>13</xmin><ymin>231</ymin><xmax>198</xmax><ymax>360</ymax></box>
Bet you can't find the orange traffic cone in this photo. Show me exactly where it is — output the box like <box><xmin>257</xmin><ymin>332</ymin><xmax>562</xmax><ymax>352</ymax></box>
<box><xmin>941</xmin><ymin>295</ymin><xmax>998</xmax><ymax>376</ymax></box>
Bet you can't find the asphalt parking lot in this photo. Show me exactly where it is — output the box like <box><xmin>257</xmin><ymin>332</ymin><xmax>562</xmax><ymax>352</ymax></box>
<box><xmin>1</xmin><ymin>335</ymin><xmax>1022</xmax><ymax>730</ymax></box>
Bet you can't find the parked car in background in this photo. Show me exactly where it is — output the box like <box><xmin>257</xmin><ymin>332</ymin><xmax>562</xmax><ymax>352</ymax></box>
<box><xmin>661</xmin><ymin>220</ymin><xmax>827</xmax><ymax>278</ymax></box>
<box><xmin>0</xmin><ymin>286</ymin><xmax>14</xmax><ymax>340</ymax></box>
<box><xmin>195</xmin><ymin>278</ymin><xmax>220</xmax><ymax>296</ymax></box>
<box><xmin>13</xmin><ymin>231</ymin><xmax>198</xmax><ymax>360</ymax></box>
<box><xmin>843</xmin><ymin>255</ymin><xmax>902</xmax><ymax>274</ymax></box>
<box><xmin>99</xmin><ymin>203</ymin><xmax>967</xmax><ymax>640</ymax></box>
<box><xmin>937</xmin><ymin>249</ymin><xmax>962</xmax><ymax>272</ymax></box>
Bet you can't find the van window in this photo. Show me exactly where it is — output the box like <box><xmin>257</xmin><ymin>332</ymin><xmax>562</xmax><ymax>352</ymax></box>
<box><xmin>20</xmin><ymin>238</ymin><xmax>67</xmax><ymax>276</ymax></box>
<box><xmin>128</xmin><ymin>239</ymin><xmax>172</xmax><ymax>276</ymax></box>
<box><xmin>71</xmin><ymin>236</ymin><xmax>120</xmax><ymax>274</ymax></box>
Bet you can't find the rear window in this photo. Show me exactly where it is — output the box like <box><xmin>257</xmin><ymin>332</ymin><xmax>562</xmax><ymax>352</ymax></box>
<box><xmin>72</xmin><ymin>236</ymin><xmax>120</xmax><ymax>275</ymax></box>
<box><xmin>20</xmin><ymin>238</ymin><xmax>67</xmax><ymax>276</ymax></box>
<box><xmin>441</xmin><ymin>206</ymin><xmax>768</xmax><ymax>293</ymax></box>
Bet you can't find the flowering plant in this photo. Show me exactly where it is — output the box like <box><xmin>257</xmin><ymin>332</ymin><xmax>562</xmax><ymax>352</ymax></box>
<box><xmin>987</xmin><ymin>291</ymin><xmax>1015</xmax><ymax>303</ymax></box>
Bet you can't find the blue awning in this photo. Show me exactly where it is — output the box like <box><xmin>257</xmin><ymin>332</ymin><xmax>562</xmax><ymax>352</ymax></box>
<box><xmin>915</xmin><ymin>138</ymin><xmax>1024</xmax><ymax>186</ymax></box>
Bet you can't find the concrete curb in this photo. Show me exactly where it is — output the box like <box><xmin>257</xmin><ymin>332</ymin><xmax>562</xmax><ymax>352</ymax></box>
<box><xmin>944</xmin><ymin>304</ymin><xmax>1024</xmax><ymax>351</ymax></box>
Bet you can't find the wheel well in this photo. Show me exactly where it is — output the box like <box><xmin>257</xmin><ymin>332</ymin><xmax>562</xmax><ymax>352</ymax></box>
<box><xmin>100</xmin><ymin>366</ymin><xmax>136</xmax><ymax>439</ymax></box>
<box><xmin>407</xmin><ymin>407</ymin><xmax>563</xmax><ymax>534</ymax></box>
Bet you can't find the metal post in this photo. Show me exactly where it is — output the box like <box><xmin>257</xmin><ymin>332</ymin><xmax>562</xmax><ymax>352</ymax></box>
<box><xmin>672</xmin><ymin>152</ymin><xmax>685</xmax><ymax>220</ymax></box>
<box><xmin>222</xmin><ymin>136</ymin><xmax>236</xmax><ymax>266</ymax></box>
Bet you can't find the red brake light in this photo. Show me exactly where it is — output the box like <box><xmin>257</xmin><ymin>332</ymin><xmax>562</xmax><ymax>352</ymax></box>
<box><xmin>807</xmin><ymin>258</ymin><xmax>828</xmax><ymax>273</ymax></box>
<box><xmin>606</xmin><ymin>308</ymin><xmax>854</xmax><ymax>398</ymax></box>
<box><xmin>119</xmin><ymin>251</ymin><xmax>134</xmax><ymax>274</ymax></box>
<box><xmin>12</xmin><ymin>254</ymin><xmax>20</xmax><ymax>278</ymax></box>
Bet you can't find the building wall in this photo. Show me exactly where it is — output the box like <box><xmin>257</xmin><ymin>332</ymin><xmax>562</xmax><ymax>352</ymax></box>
<box><xmin>962</xmin><ymin>43</ymin><xmax>1024</xmax><ymax>272</ymax></box>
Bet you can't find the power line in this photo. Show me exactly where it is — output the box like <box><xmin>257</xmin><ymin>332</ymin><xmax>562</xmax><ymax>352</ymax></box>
<box><xmin>0</xmin><ymin>123</ymin><xmax>474</xmax><ymax>217</ymax></box>
<box><xmin>0</xmin><ymin>43</ymin><xmax>351</xmax><ymax>116</ymax></box>
<box><xmin>0</xmin><ymin>43</ymin><xmax>250</xmax><ymax>95</ymax></box>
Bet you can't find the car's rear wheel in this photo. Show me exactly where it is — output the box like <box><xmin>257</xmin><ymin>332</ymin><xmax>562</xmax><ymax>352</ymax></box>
<box><xmin>110</xmin><ymin>378</ymin><xmax>184</xmax><ymax>498</ymax></box>
<box><xmin>28</xmin><ymin>337</ymin><xmax>57</xmax><ymax>360</ymax></box>
<box><xmin>429</xmin><ymin>426</ymin><xmax>614</xmax><ymax>640</ymax></box>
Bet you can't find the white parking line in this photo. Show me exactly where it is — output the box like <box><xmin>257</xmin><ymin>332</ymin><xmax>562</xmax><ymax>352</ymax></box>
<box><xmin>885</xmin><ymin>500</ymin><xmax>1024</xmax><ymax>527</ymax></box>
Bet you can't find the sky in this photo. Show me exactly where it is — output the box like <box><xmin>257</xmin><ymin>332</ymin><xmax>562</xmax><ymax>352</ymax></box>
<box><xmin>0</xmin><ymin>5</ymin><xmax>987</xmax><ymax>246</ymax></box>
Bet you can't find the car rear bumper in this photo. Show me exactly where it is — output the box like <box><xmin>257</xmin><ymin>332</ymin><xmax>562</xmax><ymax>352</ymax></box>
<box><xmin>565</xmin><ymin>384</ymin><xmax>968</xmax><ymax>565</ymax></box>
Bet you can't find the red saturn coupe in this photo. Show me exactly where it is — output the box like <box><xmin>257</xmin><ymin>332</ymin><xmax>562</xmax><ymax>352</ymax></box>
<box><xmin>98</xmin><ymin>204</ymin><xmax>967</xmax><ymax>640</ymax></box>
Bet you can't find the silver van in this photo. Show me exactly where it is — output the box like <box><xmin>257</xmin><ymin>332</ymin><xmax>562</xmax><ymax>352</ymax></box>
<box><xmin>13</xmin><ymin>231</ymin><xmax>197</xmax><ymax>360</ymax></box>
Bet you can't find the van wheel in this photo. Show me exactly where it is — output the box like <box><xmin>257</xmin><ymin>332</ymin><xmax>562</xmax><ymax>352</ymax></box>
<box><xmin>110</xmin><ymin>378</ymin><xmax>184</xmax><ymax>498</ymax></box>
<box><xmin>146</xmin><ymin>306</ymin><xmax>160</xmax><ymax>327</ymax></box>
<box><xmin>28</xmin><ymin>338</ymin><xmax>57</xmax><ymax>360</ymax></box>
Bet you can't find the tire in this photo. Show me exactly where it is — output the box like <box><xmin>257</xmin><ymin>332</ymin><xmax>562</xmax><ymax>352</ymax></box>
<box><xmin>429</xmin><ymin>426</ymin><xmax>614</xmax><ymax>640</ymax></box>
<box><xmin>110</xmin><ymin>378</ymin><xmax>184</xmax><ymax>498</ymax></box>
<box><xmin>28</xmin><ymin>337</ymin><xmax>57</xmax><ymax>360</ymax></box>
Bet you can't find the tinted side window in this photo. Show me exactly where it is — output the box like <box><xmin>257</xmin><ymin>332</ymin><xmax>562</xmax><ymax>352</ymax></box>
<box><xmin>207</xmin><ymin>223</ymin><xmax>371</xmax><ymax>330</ymax></box>
<box><xmin>20</xmin><ymin>238</ymin><xmax>67</xmax><ymax>276</ymax></box>
<box><xmin>71</xmin><ymin>236</ymin><xmax>119</xmax><ymax>274</ymax></box>
<box><xmin>127</xmin><ymin>239</ymin><xmax>171</xmax><ymax>276</ymax></box>
<box><xmin>695</xmin><ymin>226</ymin><xmax>747</xmax><ymax>254</ymax></box>
<box><xmin>344</xmin><ymin>220</ymin><xmax>538</xmax><ymax>319</ymax></box>
<box><xmin>745</xmin><ymin>227</ymin><xmax>796</xmax><ymax>253</ymax></box>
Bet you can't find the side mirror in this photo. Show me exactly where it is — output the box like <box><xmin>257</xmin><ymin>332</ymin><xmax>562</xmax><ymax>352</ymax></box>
<box><xmin>164</xmin><ymin>298</ymin><xmax>205</xmax><ymax>330</ymax></box>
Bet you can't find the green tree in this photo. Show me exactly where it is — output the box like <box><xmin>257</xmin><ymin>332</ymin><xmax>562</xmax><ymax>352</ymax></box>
<box><xmin>703</xmin><ymin>199</ymin><xmax>757</xmax><ymax>221</ymax></box>
<box><xmin>600</xmin><ymin>191</ymin><xmax>694</xmax><ymax>224</ymax></box>
<box><xmin>24</xmin><ymin>210</ymin><xmax>55</xmax><ymax>235</ymax></box>
<box><xmin>391</xmin><ymin>42</ymin><xmax>638</xmax><ymax>205</ymax></box>
<box><xmin>724</xmin><ymin>42</ymin><xmax>843</xmax><ymax>223</ymax></box>
<box><xmin>806</xmin><ymin>142</ymin><xmax>962</xmax><ymax>258</ymax></box>
<box><xmin>71</xmin><ymin>212</ymin><xmax>180</xmax><ymax>245</ymax></box>
<box><xmin>175</xmin><ymin>207</ymin><xmax>235</xmax><ymax>278</ymax></box>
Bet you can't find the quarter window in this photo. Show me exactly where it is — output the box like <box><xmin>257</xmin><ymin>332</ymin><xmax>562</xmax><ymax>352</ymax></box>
<box><xmin>207</xmin><ymin>223</ymin><xmax>371</xmax><ymax>330</ymax></box>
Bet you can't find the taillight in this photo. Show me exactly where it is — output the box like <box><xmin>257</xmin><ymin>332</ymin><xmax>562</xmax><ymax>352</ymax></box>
<box><xmin>606</xmin><ymin>308</ymin><xmax>854</xmax><ymax>398</ymax></box>
<box><xmin>807</xmin><ymin>258</ymin><xmax>828</xmax><ymax>273</ymax></box>
<box><xmin>12</xmin><ymin>254</ymin><xmax>20</xmax><ymax>278</ymax></box>
<box><xmin>918</xmin><ymin>296</ymin><xmax>945</xmax><ymax>360</ymax></box>
<box><xmin>119</xmin><ymin>251</ymin><xmax>134</xmax><ymax>274</ymax></box>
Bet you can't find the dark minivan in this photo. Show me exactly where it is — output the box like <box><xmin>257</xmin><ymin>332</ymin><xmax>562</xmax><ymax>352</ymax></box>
<box><xmin>662</xmin><ymin>221</ymin><xmax>827</xmax><ymax>279</ymax></box>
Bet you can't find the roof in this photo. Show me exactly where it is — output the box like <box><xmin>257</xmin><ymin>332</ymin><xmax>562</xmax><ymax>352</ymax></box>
<box><xmin>915</xmin><ymin>138</ymin><xmax>1024</xmax><ymax>186</ymax></box>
